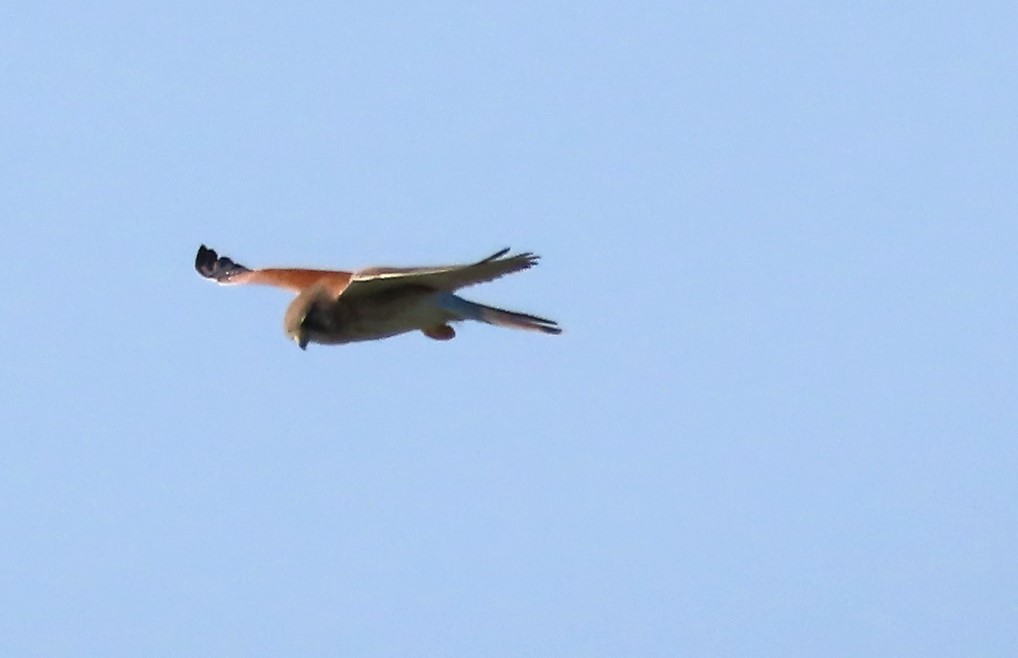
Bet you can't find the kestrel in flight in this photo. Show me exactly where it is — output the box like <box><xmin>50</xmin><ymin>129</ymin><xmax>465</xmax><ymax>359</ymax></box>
<box><xmin>194</xmin><ymin>245</ymin><xmax>562</xmax><ymax>349</ymax></box>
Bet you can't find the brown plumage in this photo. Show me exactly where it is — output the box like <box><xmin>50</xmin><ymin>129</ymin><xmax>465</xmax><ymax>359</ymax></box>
<box><xmin>194</xmin><ymin>245</ymin><xmax>561</xmax><ymax>349</ymax></box>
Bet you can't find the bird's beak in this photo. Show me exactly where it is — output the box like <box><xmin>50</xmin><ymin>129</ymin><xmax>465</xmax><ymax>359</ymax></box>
<box><xmin>295</xmin><ymin>333</ymin><xmax>308</xmax><ymax>350</ymax></box>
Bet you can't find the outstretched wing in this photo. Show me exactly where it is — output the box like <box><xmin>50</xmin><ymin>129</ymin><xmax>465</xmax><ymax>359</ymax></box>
<box><xmin>341</xmin><ymin>248</ymin><xmax>541</xmax><ymax>298</ymax></box>
<box><xmin>194</xmin><ymin>245</ymin><xmax>352</xmax><ymax>295</ymax></box>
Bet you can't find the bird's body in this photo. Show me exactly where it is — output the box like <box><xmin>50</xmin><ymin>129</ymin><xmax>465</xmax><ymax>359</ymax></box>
<box><xmin>194</xmin><ymin>245</ymin><xmax>561</xmax><ymax>349</ymax></box>
<box><xmin>296</xmin><ymin>285</ymin><xmax>451</xmax><ymax>344</ymax></box>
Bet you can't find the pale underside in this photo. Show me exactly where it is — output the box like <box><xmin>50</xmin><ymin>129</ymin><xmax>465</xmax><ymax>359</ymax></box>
<box><xmin>302</xmin><ymin>288</ymin><xmax>460</xmax><ymax>344</ymax></box>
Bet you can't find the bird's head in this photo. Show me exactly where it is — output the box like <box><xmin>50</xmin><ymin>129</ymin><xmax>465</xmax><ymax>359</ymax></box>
<box><xmin>283</xmin><ymin>283</ymin><xmax>333</xmax><ymax>350</ymax></box>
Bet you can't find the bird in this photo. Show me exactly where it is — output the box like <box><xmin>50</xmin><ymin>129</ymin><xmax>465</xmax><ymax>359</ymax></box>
<box><xmin>194</xmin><ymin>244</ymin><xmax>562</xmax><ymax>349</ymax></box>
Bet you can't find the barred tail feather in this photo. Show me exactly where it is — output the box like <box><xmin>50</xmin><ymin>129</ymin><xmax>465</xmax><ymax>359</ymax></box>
<box><xmin>439</xmin><ymin>295</ymin><xmax>562</xmax><ymax>335</ymax></box>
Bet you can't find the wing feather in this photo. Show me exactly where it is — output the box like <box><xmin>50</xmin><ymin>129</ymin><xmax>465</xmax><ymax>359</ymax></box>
<box><xmin>195</xmin><ymin>245</ymin><xmax>352</xmax><ymax>295</ymax></box>
<box><xmin>342</xmin><ymin>248</ymin><xmax>539</xmax><ymax>298</ymax></box>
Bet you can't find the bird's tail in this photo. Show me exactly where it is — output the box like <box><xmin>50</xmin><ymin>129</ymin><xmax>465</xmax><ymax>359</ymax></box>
<box><xmin>438</xmin><ymin>294</ymin><xmax>562</xmax><ymax>335</ymax></box>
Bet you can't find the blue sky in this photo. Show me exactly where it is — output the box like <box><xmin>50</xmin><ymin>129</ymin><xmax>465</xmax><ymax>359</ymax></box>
<box><xmin>2</xmin><ymin>1</ymin><xmax>1016</xmax><ymax>656</ymax></box>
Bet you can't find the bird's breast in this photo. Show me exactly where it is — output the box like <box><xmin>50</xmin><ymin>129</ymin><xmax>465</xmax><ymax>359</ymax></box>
<box><xmin>309</xmin><ymin>288</ymin><xmax>449</xmax><ymax>344</ymax></box>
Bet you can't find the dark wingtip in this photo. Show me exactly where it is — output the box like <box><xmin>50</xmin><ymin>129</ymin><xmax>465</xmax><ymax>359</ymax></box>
<box><xmin>195</xmin><ymin>244</ymin><xmax>218</xmax><ymax>277</ymax></box>
<box><xmin>195</xmin><ymin>244</ymin><xmax>250</xmax><ymax>282</ymax></box>
<box><xmin>477</xmin><ymin>247</ymin><xmax>512</xmax><ymax>264</ymax></box>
